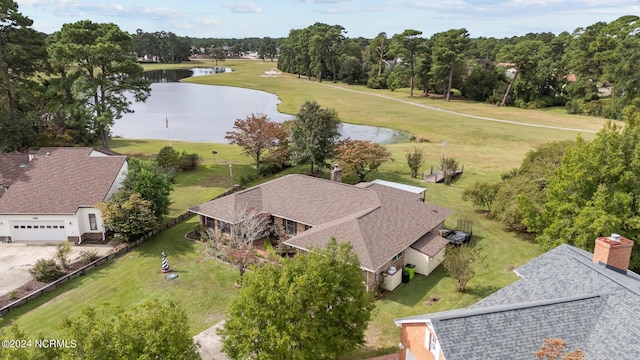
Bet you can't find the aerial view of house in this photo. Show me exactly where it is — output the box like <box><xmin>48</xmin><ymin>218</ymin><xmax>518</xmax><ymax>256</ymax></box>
<box><xmin>395</xmin><ymin>234</ymin><xmax>640</xmax><ymax>360</ymax></box>
<box><xmin>189</xmin><ymin>173</ymin><xmax>453</xmax><ymax>291</ymax></box>
<box><xmin>0</xmin><ymin>147</ymin><xmax>127</xmax><ymax>244</ymax></box>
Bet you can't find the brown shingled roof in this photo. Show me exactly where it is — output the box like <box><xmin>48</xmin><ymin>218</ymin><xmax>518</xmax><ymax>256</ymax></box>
<box><xmin>190</xmin><ymin>174</ymin><xmax>453</xmax><ymax>272</ymax></box>
<box><xmin>0</xmin><ymin>153</ymin><xmax>30</xmax><ymax>187</ymax></box>
<box><xmin>411</xmin><ymin>232</ymin><xmax>449</xmax><ymax>257</ymax></box>
<box><xmin>0</xmin><ymin>147</ymin><xmax>127</xmax><ymax>214</ymax></box>
<box><xmin>287</xmin><ymin>184</ymin><xmax>453</xmax><ymax>271</ymax></box>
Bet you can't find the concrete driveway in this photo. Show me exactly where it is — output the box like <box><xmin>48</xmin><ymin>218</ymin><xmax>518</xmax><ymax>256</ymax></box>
<box><xmin>0</xmin><ymin>242</ymin><xmax>112</xmax><ymax>296</ymax></box>
<box><xmin>193</xmin><ymin>321</ymin><xmax>230</xmax><ymax>360</ymax></box>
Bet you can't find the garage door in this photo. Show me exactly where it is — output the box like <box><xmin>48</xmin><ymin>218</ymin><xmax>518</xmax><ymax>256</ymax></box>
<box><xmin>10</xmin><ymin>221</ymin><xmax>67</xmax><ymax>241</ymax></box>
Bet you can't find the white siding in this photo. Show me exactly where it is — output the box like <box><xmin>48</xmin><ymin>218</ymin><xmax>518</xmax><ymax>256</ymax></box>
<box><xmin>0</xmin><ymin>214</ymin><xmax>77</xmax><ymax>243</ymax></box>
<box><xmin>104</xmin><ymin>161</ymin><xmax>128</xmax><ymax>201</ymax></box>
<box><xmin>405</xmin><ymin>246</ymin><xmax>446</xmax><ymax>277</ymax></box>
<box><xmin>76</xmin><ymin>207</ymin><xmax>104</xmax><ymax>236</ymax></box>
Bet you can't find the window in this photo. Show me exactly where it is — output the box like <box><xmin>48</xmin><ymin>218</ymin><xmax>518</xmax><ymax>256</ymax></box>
<box><xmin>217</xmin><ymin>220</ymin><xmax>230</xmax><ymax>235</ymax></box>
<box><xmin>52</xmin><ymin>225</ymin><xmax>58</xmax><ymax>229</ymax></box>
<box><xmin>89</xmin><ymin>214</ymin><xmax>97</xmax><ymax>231</ymax></box>
<box><xmin>391</xmin><ymin>251</ymin><xmax>404</xmax><ymax>262</ymax></box>
<box><xmin>285</xmin><ymin>219</ymin><xmax>296</xmax><ymax>236</ymax></box>
<box><xmin>205</xmin><ymin>217</ymin><xmax>214</xmax><ymax>229</ymax></box>
<box><xmin>425</xmin><ymin>330</ymin><xmax>440</xmax><ymax>360</ymax></box>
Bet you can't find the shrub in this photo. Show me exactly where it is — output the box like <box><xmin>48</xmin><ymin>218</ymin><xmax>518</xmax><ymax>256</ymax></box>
<box><xmin>29</xmin><ymin>258</ymin><xmax>63</xmax><ymax>282</ymax></box>
<box><xmin>80</xmin><ymin>249</ymin><xmax>100</xmax><ymax>264</ymax></box>
<box><xmin>178</xmin><ymin>151</ymin><xmax>200</xmax><ymax>171</ymax></box>
<box><xmin>55</xmin><ymin>242</ymin><xmax>72</xmax><ymax>269</ymax></box>
<box><xmin>258</xmin><ymin>162</ymin><xmax>279</xmax><ymax>176</ymax></box>
<box><xmin>156</xmin><ymin>146</ymin><xmax>179</xmax><ymax>170</ymax></box>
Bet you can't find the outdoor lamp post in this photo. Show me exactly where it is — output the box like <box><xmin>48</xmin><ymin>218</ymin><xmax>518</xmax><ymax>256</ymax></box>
<box><xmin>441</xmin><ymin>141</ymin><xmax>446</xmax><ymax>159</ymax></box>
<box><xmin>229</xmin><ymin>163</ymin><xmax>233</xmax><ymax>177</ymax></box>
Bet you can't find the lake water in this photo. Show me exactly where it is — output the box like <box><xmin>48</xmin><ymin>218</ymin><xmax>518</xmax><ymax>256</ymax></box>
<box><xmin>113</xmin><ymin>68</ymin><xmax>409</xmax><ymax>144</ymax></box>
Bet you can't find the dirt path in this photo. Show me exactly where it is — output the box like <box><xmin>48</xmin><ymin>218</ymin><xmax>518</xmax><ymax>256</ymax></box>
<box><xmin>319</xmin><ymin>83</ymin><xmax>598</xmax><ymax>134</ymax></box>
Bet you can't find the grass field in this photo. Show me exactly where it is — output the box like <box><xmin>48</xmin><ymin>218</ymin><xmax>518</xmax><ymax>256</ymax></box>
<box><xmin>1</xmin><ymin>60</ymin><xmax>610</xmax><ymax>358</ymax></box>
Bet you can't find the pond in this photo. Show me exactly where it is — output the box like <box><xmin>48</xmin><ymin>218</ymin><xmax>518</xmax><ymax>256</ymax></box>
<box><xmin>113</xmin><ymin>68</ymin><xmax>410</xmax><ymax>144</ymax></box>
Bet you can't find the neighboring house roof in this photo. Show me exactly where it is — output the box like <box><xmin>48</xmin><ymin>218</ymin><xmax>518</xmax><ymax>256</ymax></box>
<box><xmin>0</xmin><ymin>153</ymin><xmax>30</xmax><ymax>187</ymax></box>
<box><xmin>395</xmin><ymin>244</ymin><xmax>640</xmax><ymax>359</ymax></box>
<box><xmin>189</xmin><ymin>174</ymin><xmax>453</xmax><ymax>272</ymax></box>
<box><xmin>0</xmin><ymin>147</ymin><xmax>127</xmax><ymax>214</ymax></box>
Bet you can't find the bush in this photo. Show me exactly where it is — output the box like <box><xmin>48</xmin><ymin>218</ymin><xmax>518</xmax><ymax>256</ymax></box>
<box><xmin>29</xmin><ymin>258</ymin><xmax>63</xmax><ymax>282</ymax></box>
<box><xmin>55</xmin><ymin>242</ymin><xmax>72</xmax><ymax>269</ymax></box>
<box><xmin>258</xmin><ymin>162</ymin><xmax>279</xmax><ymax>176</ymax></box>
<box><xmin>178</xmin><ymin>151</ymin><xmax>200</xmax><ymax>171</ymax></box>
<box><xmin>80</xmin><ymin>249</ymin><xmax>100</xmax><ymax>264</ymax></box>
<box><xmin>157</xmin><ymin>146</ymin><xmax>179</xmax><ymax>170</ymax></box>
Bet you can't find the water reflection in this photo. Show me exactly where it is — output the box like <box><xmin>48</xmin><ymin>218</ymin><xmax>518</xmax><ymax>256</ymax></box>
<box><xmin>113</xmin><ymin>69</ymin><xmax>410</xmax><ymax>144</ymax></box>
<box><xmin>143</xmin><ymin>67</ymin><xmax>231</xmax><ymax>83</ymax></box>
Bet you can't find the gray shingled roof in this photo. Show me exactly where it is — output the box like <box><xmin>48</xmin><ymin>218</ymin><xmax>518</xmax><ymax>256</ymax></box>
<box><xmin>395</xmin><ymin>244</ymin><xmax>640</xmax><ymax>360</ymax></box>
<box><xmin>0</xmin><ymin>148</ymin><xmax>127</xmax><ymax>214</ymax></box>
<box><xmin>189</xmin><ymin>174</ymin><xmax>453</xmax><ymax>272</ymax></box>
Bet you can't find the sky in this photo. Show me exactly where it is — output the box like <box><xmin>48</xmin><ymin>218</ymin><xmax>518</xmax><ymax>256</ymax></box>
<box><xmin>14</xmin><ymin>0</ymin><xmax>640</xmax><ymax>39</ymax></box>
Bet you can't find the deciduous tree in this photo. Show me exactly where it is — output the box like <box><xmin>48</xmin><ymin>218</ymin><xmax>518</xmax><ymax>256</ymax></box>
<box><xmin>123</xmin><ymin>158</ymin><xmax>173</xmax><ymax>221</ymax></box>
<box><xmin>462</xmin><ymin>181</ymin><xmax>500</xmax><ymax>214</ymax></box>
<box><xmin>289</xmin><ymin>101</ymin><xmax>341</xmax><ymax>173</ymax></box>
<box><xmin>491</xmin><ymin>141</ymin><xmax>572</xmax><ymax>231</ymax></box>
<box><xmin>498</xmin><ymin>40</ymin><xmax>551</xmax><ymax>106</ymax></box>
<box><xmin>443</xmin><ymin>244</ymin><xmax>486</xmax><ymax>292</ymax></box>
<box><xmin>228</xmin><ymin>208</ymin><xmax>270</xmax><ymax>278</ymax></box>
<box><xmin>97</xmin><ymin>192</ymin><xmax>158</xmax><ymax>242</ymax></box>
<box><xmin>224</xmin><ymin>113</ymin><xmax>286</xmax><ymax>169</ymax></box>
<box><xmin>334</xmin><ymin>139</ymin><xmax>391</xmax><ymax>182</ymax></box>
<box><xmin>219</xmin><ymin>239</ymin><xmax>375</xmax><ymax>359</ymax></box>
<box><xmin>440</xmin><ymin>156</ymin><xmax>459</xmax><ymax>185</ymax></box>
<box><xmin>536</xmin><ymin>122</ymin><xmax>640</xmax><ymax>270</ymax></box>
<box><xmin>61</xmin><ymin>300</ymin><xmax>199</xmax><ymax>360</ymax></box>
<box><xmin>406</xmin><ymin>147</ymin><xmax>425</xmax><ymax>178</ymax></box>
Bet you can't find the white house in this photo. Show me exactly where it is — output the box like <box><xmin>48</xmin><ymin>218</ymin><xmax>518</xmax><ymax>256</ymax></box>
<box><xmin>0</xmin><ymin>147</ymin><xmax>127</xmax><ymax>244</ymax></box>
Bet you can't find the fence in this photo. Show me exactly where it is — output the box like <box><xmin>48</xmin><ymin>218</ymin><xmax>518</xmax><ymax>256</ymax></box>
<box><xmin>0</xmin><ymin>186</ymin><xmax>242</xmax><ymax>316</ymax></box>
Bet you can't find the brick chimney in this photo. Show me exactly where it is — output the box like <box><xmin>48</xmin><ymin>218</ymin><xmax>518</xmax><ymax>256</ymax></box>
<box><xmin>330</xmin><ymin>164</ymin><xmax>342</xmax><ymax>183</ymax></box>
<box><xmin>592</xmin><ymin>233</ymin><xmax>634</xmax><ymax>273</ymax></box>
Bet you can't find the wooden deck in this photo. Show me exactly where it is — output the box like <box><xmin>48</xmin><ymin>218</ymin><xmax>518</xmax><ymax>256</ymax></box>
<box><xmin>422</xmin><ymin>165</ymin><xmax>464</xmax><ymax>183</ymax></box>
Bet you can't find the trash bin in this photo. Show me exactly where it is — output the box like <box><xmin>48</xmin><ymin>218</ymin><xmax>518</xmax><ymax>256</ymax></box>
<box><xmin>404</xmin><ymin>264</ymin><xmax>416</xmax><ymax>280</ymax></box>
<box><xmin>401</xmin><ymin>270</ymin><xmax>410</xmax><ymax>284</ymax></box>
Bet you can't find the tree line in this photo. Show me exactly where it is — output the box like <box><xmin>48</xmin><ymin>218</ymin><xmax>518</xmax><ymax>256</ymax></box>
<box><xmin>463</xmin><ymin>118</ymin><xmax>640</xmax><ymax>271</ymax></box>
<box><xmin>277</xmin><ymin>17</ymin><xmax>640</xmax><ymax>122</ymax></box>
<box><xmin>0</xmin><ymin>1</ymin><xmax>151</xmax><ymax>152</ymax></box>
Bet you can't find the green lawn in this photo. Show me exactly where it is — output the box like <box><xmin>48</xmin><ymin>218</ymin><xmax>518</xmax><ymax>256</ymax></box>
<box><xmin>1</xmin><ymin>60</ymin><xmax>610</xmax><ymax>358</ymax></box>
<box><xmin>0</xmin><ymin>219</ymin><xmax>238</xmax><ymax>338</ymax></box>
